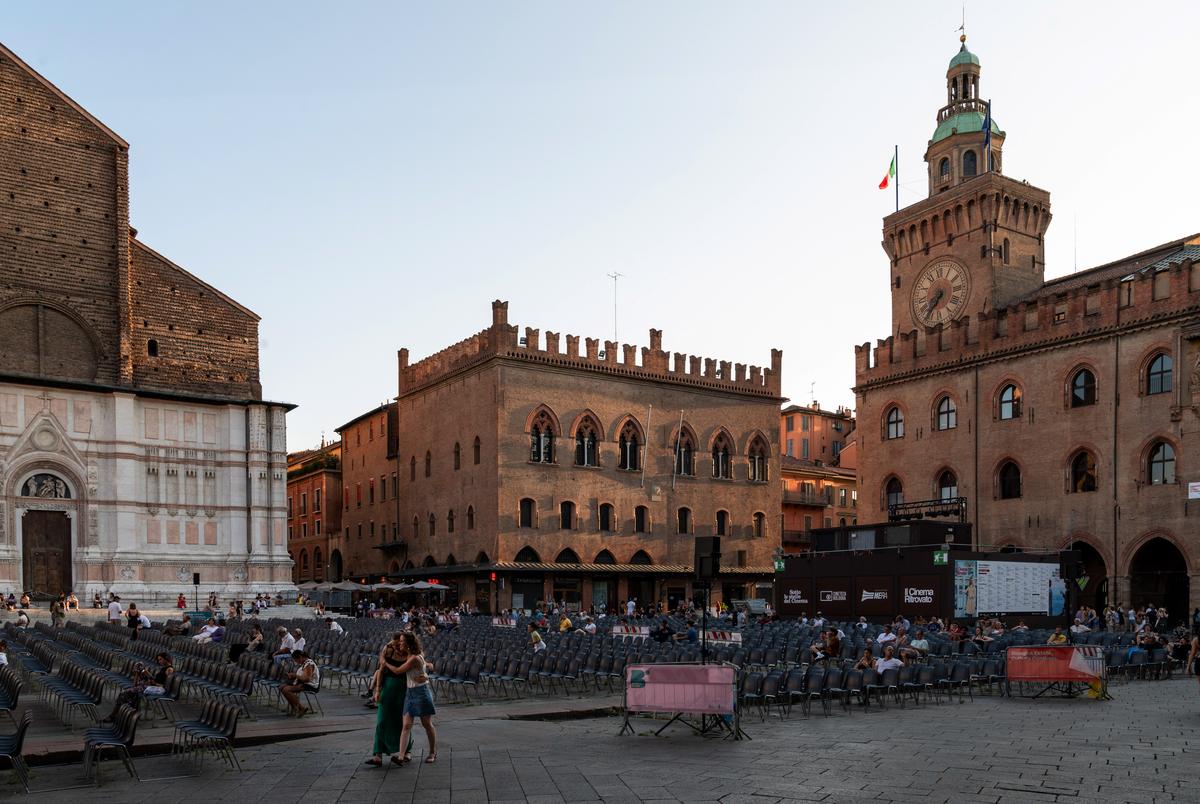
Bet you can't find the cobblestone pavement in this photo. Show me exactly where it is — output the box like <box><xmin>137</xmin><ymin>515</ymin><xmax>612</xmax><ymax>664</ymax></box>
<box><xmin>8</xmin><ymin>677</ymin><xmax>1199</xmax><ymax>803</ymax></box>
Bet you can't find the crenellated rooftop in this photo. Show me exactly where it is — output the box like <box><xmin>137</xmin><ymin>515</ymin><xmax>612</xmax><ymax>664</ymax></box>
<box><xmin>856</xmin><ymin>238</ymin><xmax>1200</xmax><ymax>387</ymax></box>
<box><xmin>399</xmin><ymin>300</ymin><xmax>783</xmax><ymax>399</ymax></box>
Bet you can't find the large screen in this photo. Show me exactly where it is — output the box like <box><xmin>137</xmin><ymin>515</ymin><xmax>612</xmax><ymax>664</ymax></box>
<box><xmin>953</xmin><ymin>560</ymin><xmax>1065</xmax><ymax>617</ymax></box>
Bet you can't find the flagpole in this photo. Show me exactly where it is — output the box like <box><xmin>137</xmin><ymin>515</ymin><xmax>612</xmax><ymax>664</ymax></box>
<box><xmin>894</xmin><ymin>144</ymin><xmax>899</xmax><ymax>212</ymax></box>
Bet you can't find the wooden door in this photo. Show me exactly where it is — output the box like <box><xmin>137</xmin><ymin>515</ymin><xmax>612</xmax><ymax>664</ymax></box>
<box><xmin>21</xmin><ymin>510</ymin><xmax>71</xmax><ymax>597</ymax></box>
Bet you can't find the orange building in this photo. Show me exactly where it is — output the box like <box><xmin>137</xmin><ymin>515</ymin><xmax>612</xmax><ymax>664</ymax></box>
<box><xmin>286</xmin><ymin>441</ymin><xmax>341</xmax><ymax>583</ymax></box>
<box><xmin>780</xmin><ymin>402</ymin><xmax>854</xmax><ymax>464</ymax></box>
<box><xmin>334</xmin><ymin>403</ymin><xmax>401</xmax><ymax>583</ymax></box>
<box><xmin>780</xmin><ymin>456</ymin><xmax>857</xmax><ymax>552</ymax></box>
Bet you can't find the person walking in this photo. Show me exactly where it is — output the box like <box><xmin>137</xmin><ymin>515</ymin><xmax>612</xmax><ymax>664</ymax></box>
<box><xmin>394</xmin><ymin>632</ymin><xmax>438</xmax><ymax>765</ymax></box>
<box><xmin>365</xmin><ymin>632</ymin><xmax>415</xmax><ymax>767</ymax></box>
<box><xmin>1188</xmin><ymin>632</ymin><xmax>1200</xmax><ymax>697</ymax></box>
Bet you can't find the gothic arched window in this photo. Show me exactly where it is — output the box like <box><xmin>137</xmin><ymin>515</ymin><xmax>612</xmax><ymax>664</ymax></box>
<box><xmin>530</xmin><ymin>410</ymin><xmax>555</xmax><ymax>464</ymax></box>
<box><xmin>885</xmin><ymin>406</ymin><xmax>904</xmax><ymax>439</ymax></box>
<box><xmin>1147</xmin><ymin>353</ymin><xmax>1173</xmax><ymax>395</ymax></box>
<box><xmin>574</xmin><ymin>415</ymin><xmax>600</xmax><ymax>467</ymax></box>
<box><xmin>466</xmin><ymin>505</ymin><xmax>475</xmax><ymax>529</ymax></box>
<box><xmin>618</xmin><ymin>420</ymin><xmax>641</xmax><ymax>471</ymax></box>
<box><xmin>935</xmin><ymin>396</ymin><xmax>957</xmax><ymax>431</ymax></box>
<box><xmin>711</xmin><ymin>432</ymin><xmax>732</xmax><ymax>479</ymax></box>
<box><xmin>673</xmin><ymin>427</ymin><xmax>696</xmax><ymax>476</ymax></box>
<box><xmin>885</xmin><ymin>477</ymin><xmax>904</xmax><ymax>508</ymax></box>
<box><xmin>748</xmin><ymin>435</ymin><xmax>769</xmax><ymax>482</ymax></box>
<box><xmin>939</xmin><ymin>157</ymin><xmax>950</xmax><ymax>177</ymax></box>
<box><xmin>473</xmin><ymin>436</ymin><xmax>481</xmax><ymax>465</ymax></box>
<box><xmin>998</xmin><ymin>384</ymin><xmax>1022</xmax><ymax>420</ymax></box>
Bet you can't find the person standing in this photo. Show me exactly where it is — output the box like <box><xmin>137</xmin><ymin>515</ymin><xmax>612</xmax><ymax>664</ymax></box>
<box><xmin>107</xmin><ymin>595</ymin><xmax>123</xmax><ymax>625</ymax></box>
<box><xmin>365</xmin><ymin>632</ymin><xmax>415</xmax><ymax>767</ymax></box>
<box><xmin>394</xmin><ymin>633</ymin><xmax>438</xmax><ymax>765</ymax></box>
<box><xmin>1188</xmin><ymin>632</ymin><xmax>1200</xmax><ymax>696</ymax></box>
<box><xmin>50</xmin><ymin>595</ymin><xmax>66</xmax><ymax>628</ymax></box>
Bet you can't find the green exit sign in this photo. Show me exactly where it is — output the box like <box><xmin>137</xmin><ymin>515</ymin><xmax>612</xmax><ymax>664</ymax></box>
<box><xmin>773</xmin><ymin>558</ymin><xmax>786</xmax><ymax>572</ymax></box>
<box><xmin>933</xmin><ymin>551</ymin><xmax>948</xmax><ymax>566</ymax></box>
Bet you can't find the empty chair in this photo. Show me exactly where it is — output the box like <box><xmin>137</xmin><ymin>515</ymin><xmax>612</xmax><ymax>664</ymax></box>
<box><xmin>0</xmin><ymin>710</ymin><xmax>33</xmax><ymax>793</ymax></box>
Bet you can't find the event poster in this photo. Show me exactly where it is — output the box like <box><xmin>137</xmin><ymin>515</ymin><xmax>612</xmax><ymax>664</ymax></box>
<box><xmin>954</xmin><ymin>560</ymin><xmax>1063</xmax><ymax>617</ymax></box>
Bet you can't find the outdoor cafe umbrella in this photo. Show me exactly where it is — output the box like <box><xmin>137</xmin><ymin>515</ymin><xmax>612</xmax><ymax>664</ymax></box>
<box><xmin>296</xmin><ymin>581</ymin><xmax>320</xmax><ymax>591</ymax></box>
<box><xmin>405</xmin><ymin>581</ymin><xmax>450</xmax><ymax>591</ymax></box>
<box><xmin>313</xmin><ymin>582</ymin><xmax>336</xmax><ymax>592</ymax></box>
<box><xmin>331</xmin><ymin>580</ymin><xmax>368</xmax><ymax>592</ymax></box>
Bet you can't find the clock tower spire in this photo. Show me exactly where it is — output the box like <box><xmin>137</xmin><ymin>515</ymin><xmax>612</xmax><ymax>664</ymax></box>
<box><xmin>880</xmin><ymin>37</ymin><xmax>1052</xmax><ymax>335</ymax></box>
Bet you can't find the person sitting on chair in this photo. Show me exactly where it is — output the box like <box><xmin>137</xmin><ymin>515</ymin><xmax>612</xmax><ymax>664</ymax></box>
<box><xmin>104</xmin><ymin>652</ymin><xmax>173</xmax><ymax>721</ymax></box>
<box><xmin>853</xmin><ymin>646</ymin><xmax>875</xmax><ymax>670</ymax></box>
<box><xmin>280</xmin><ymin>650</ymin><xmax>320</xmax><ymax>717</ymax></box>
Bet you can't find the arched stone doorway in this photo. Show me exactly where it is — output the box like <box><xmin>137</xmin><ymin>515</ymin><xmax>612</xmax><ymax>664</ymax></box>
<box><xmin>1129</xmin><ymin>537</ymin><xmax>1189</xmax><ymax>627</ymax></box>
<box><xmin>13</xmin><ymin>470</ymin><xmax>79</xmax><ymax>599</ymax></box>
<box><xmin>328</xmin><ymin>550</ymin><xmax>343</xmax><ymax>582</ymax></box>
<box><xmin>1068</xmin><ymin>540</ymin><xmax>1108</xmax><ymax>612</ymax></box>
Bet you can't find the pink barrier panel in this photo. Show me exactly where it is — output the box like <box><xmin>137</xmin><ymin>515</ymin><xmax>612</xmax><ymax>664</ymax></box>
<box><xmin>624</xmin><ymin>664</ymin><xmax>735</xmax><ymax>716</ymax></box>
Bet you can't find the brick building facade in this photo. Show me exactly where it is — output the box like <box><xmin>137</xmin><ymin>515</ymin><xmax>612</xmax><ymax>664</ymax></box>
<box><xmin>0</xmin><ymin>42</ymin><xmax>293</xmax><ymax>600</ymax></box>
<box><xmin>780</xmin><ymin>456</ymin><xmax>857</xmax><ymax>552</ymax></box>
<box><xmin>335</xmin><ymin>404</ymin><xmax>400</xmax><ymax>583</ymax></box>
<box><xmin>391</xmin><ymin>301</ymin><xmax>782</xmax><ymax>613</ymax></box>
<box><xmin>854</xmin><ymin>38</ymin><xmax>1200</xmax><ymax>619</ymax></box>
<box><xmin>286</xmin><ymin>441</ymin><xmax>341</xmax><ymax>583</ymax></box>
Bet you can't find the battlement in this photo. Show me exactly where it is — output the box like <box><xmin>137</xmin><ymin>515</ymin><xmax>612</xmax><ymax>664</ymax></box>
<box><xmin>399</xmin><ymin>300</ymin><xmax>783</xmax><ymax>398</ymax></box>
<box><xmin>882</xmin><ymin>172</ymin><xmax>1051</xmax><ymax>264</ymax></box>
<box><xmin>856</xmin><ymin>252</ymin><xmax>1200</xmax><ymax>386</ymax></box>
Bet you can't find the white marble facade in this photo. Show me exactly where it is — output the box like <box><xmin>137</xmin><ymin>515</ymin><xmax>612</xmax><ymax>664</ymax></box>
<box><xmin>0</xmin><ymin>382</ymin><xmax>294</xmax><ymax>603</ymax></box>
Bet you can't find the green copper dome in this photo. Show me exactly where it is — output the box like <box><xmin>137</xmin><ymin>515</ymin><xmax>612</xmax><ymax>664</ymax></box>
<box><xmin>949</xmin><ymin>45</ymin><xmax>979</xmax><ymax>68</ymax></box>
<box><xmin>932</xmin><ymin>111</ymin><xmax>1002</xmax><ymax>144</ymax></box>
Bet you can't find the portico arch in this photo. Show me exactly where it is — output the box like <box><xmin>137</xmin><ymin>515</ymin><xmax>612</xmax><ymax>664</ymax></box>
<box><xmin>1127</xmin><ymin>536</ymin><xmax>1189</xmax><ymax>623</ymax></box>
<box><xmin>9</xmin><ymin>465</ymin><xmax>83</xmax><ymax>598</ymax></box>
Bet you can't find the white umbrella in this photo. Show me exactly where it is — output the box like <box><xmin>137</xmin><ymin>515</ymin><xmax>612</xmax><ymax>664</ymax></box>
<box><xmin>297</xmin><ymin>581</ymin><xmax>320</xmax><ymax>591</ymax></box>
<box><xmin>331</xmin><ymin>580</ymin><xmax>367</xmax><ymax>592</ymax></box>
<box><xmin>406</xmin><ymin>581</ymin><xmax>450</xmax><ymax>591</ymax></box>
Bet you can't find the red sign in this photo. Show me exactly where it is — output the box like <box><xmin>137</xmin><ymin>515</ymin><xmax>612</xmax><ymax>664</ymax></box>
<box><xmin>1006</xmin><ymin>646</ymin><xmax>1105</xmax><ymax>683</ymax></box>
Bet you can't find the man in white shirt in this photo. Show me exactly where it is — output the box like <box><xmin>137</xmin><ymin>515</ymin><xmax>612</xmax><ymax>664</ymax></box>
<box><xmin>273</xmin><ymin>626</ymin><xmax>296</xmax><ymax>664</ymax></box>
<box><xmin>626</xmin><ymin>599</ymin><xmax>636</xmax><ymax>617</ymax></box>
<box><xmin>876</xmin><ymin>625</ymin><xmax>898</xmax><ymax>646</ymax></box>
<box><xmin>107</xmin><ymin>596</ymin><xmax>123</xmax><ymax>624</ymax></box>
<box><xmin>292</xmin><ymin>628</ymin><xmax>306</xmax><ymax>652</ymax></box>
<box><xmin>855</xmin><ymin>617</ymin><xmax>869</xmax><ymax>631</ymax></box>
<box><xmin>325</xmin><ymin>617</ymin><xmax>344</xmax><ymax>635</ymax></box>
<box><xmin>0</xmin><ymin>640</ymin><xmax>7</xmax><ymax>665</ymax></box>
<box><xmin>811</xmin><ymin>613</ymin><xmax>826</xmax><ymax>628</ymax></box>
<box><xmin>874</xmin><ymin>645</ymin><xmax>904</xmax><ymax>673</ymax></box>
<box><xmin>1070</xmin><ymin>619</ymin><xmax>1090</xmax><ymax>635</ymax></box>
<box><xmin>137</xmin><ymin>611</ymin><xmax>152</xmax><ymax>630</ymax></box>
<box><xmin>583</xmin><ymin>618</ymin><xmax>597</xmax><ymax>635</ymax></box>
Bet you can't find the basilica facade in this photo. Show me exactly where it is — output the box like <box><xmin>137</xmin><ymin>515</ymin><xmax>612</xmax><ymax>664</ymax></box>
<box><xmin>0</xmin><ymin>43</ymin><xmax>293</xmax><ymax>601</ymax></box>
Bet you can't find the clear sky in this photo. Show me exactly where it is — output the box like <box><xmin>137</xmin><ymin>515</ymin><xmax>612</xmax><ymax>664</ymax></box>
<box><xmin>6</xmin><ymin>2</ymin><xmax>1199</xmax><ymax>450</ymax></box>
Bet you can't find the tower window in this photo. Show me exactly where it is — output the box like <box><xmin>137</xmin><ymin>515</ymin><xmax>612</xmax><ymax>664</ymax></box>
<box><xmin>885</xmin><ymin>406</ymin><xmax>904</xmax><ymax>439</ymax></box>
<box><xmin>634</xmin><ymin>506</ymin><xmax>648</xmax><ymax>534</ymax></box>
<box><xmin>617</xmin><ymin>420</ymin><xmax>640</xmax><ymax>471</ymax></box>
<box><xmin>963</xmin><ymin>150</ymin><xmax>977</xmax><ymax>177</ymax></box>
<box><xmin>939</xmin><ymin>157</ymin><xmax>950</xmax><ymax>177</ymax></box>
<box><xmin>937</xmin><ymin>470</ymin><xmax>958</xmax><ymax>500</ymax></box>
<box><xmin>935</xmin><ymin>396</ymin><xmax>957</xmax><ymax>431</ymax></box>
<box><xmin>574</xmin><ymin>416</ymin><xmax>600</xmax><ymax>467</ymax></box>
<box><xmin>711</xmin><ymin>433</ymin><xmax>732</xmax><ymax>479</ymax></box>
<box><xmin>998</xmin><ymin>384</ymin><xmax>1022</xmax><ymax>420</ymax></box>
<box><xmin>146</xmin><ymin>339</ymin><xmax>158</xmax><ymax>357</ymax></box>
<box><xmin>716</xmin><ymin>510</ymin><xmax>728</xmax><ymax>537</ymax></box>
<box><xmin>1148</xmin><ymin>441</ymin><xmax>1175</xmax><ymax>485</ymax></box>
<box><xmin>1002</xmin><ymin>238</ymin><xmax>1011</xmax><ymax>265</ymax></box>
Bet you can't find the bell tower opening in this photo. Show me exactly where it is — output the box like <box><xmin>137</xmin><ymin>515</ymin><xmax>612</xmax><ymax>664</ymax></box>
<box><xmin>926</xmin><ymin>35</ymin><xmax>1004</xmax><ymax>196</ymax></box>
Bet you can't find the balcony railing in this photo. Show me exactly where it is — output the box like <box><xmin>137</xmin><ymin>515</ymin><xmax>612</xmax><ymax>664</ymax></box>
<box><xmin>782</xmin><ymin>490</ymin><xmax>831</xmax><ymax>507</ymax></box>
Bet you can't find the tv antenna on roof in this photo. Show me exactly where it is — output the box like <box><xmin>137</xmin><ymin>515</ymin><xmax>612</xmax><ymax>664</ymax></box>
<box><xmin>606</xmin><ymin>271</ymin><xmax>624</xmax><ymax>342</ymax></box>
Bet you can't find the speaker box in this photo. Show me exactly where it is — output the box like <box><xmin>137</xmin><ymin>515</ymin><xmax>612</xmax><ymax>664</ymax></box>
<box><xmin>694</xmin><ymin>536</ymin><xmax>721</xmax><ymax>581</ymax></box>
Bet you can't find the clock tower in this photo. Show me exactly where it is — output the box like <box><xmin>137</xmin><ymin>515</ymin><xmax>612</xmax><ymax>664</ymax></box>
<box><xmin>882</xmin><ymin>36</ymin><xmax>1052</xmax><ymax>335</ymax></box>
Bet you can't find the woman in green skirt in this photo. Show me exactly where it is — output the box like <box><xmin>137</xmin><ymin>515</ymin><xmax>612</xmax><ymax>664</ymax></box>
<box><xmin>366</xmin><ymin>632</ymin><xmax>415</xmax><ymax>766</ymax></box>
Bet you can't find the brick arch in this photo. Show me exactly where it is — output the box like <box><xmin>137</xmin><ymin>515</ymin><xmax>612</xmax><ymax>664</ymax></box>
<box><xmin>880</xmin><ymin>473</ymin><xmax>905</xmax><ymax>509</ymax></box>
<box><xmin>706</xmin><ymin>425</ymin><xmax>736</xmax><ymax>452</ymax></box>
<box><xmin>1064</xmin><ymin>532</ymin><xmax>1111</xmax><ymax>576</ymax></box>
<box><xmin>668</xmin><ymin>420</ymin><xmax>699</xmax><ymax>447</ymax></box>
<box><xmin>0</xmin><ymin>297</ymin><xmax>106</xmax><ymax>381</ymax></box>
<box><xmin>743</xmin><ymin>429</ymin><xmax>771</xmax><ymax>456</ymax></box>
<box><xmin>608</xmin><ymin>413</ymin><xmax>644</xmax><ymax>443</ymax></box>
<box><xmin>1118</xmin><ymin>529</ymin><xmax>1195</xmax><ymax>576</ymax></box>
<box><xmin>567</xmin><ymin>408</ymin><xmax>603</xmax><ymax>437</ymax></box>
<box><xmin>523</xmin><ymin>404</ymin><xmax>561</xmax><ymax>435</ymax></box>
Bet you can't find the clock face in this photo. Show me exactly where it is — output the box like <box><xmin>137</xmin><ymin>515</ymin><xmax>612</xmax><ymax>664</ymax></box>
<box><xmin>911</xmin><ymin>259</ymin><xmax>970</xmax><ymax>327</ymax></box>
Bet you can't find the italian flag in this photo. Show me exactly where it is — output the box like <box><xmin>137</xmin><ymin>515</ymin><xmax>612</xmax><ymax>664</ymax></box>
<box><xmin>879</xmin><ymin>154</ymin><xmax>896</xmax><ymax>189</ymax></box>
